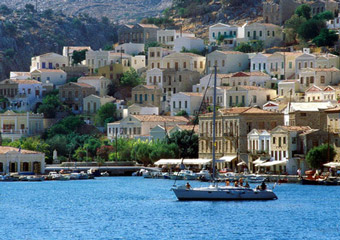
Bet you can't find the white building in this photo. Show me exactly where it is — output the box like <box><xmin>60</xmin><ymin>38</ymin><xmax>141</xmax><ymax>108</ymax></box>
<box><xmin>157</xmin><ymin>30</ymin><xmax>195</xmax><ymax>49</ymax></box>
<box><xmin>30</xmin><ymin>69</ymin><xmax>67</xmax><ymax>86</ymax></box>
<box><xmin>170</xmin><ymin>92</ymin><xmax>203</xmax><ymax>116</ymax></box>
<box><xmin>10</xmin><ymin>72</ymin><xmax>31</xmax><ymax>80</ymax></box>
<box><xmin>114</xmin><ymin>43</ymin><xmax>145</xmax><ymax>55</ymax></box>
<box><xmin>327</xmin><ymin>13</ymin><xmax>340</xmax><ymax>29</ymax></box>
<box><xmin>131</xmin><ymin>55</ymin><xmax>146</xmax><ymax>70</ymax></box>
<box><xmin>78</xmin><ymin>76</ymin><xmax>111</xmax><ymax>97</ymax></box>
<box><xmin>30</xmin><ymin>52</ymin><xmax>68</xmax><ymax>71</ymax></box>
<box><xmin>209</xmin><ymin>23</ymin><xmax>238</xmax><ymax>47</ymax></box>
<box><xmin>247</xmin><ymin>129</ymin><xmax>271</xmax><ymax>154</ymax></box>
<box><xmin>128</xmin><ymin>103</ymin><xmax>159</xmax><ymax>115</ymax></box>
<box><xmin>237</xmin><ymin>22</ymin><xmax>283</xmax><ymax>48</ymax></box>
<box><xmin>62</xmin><ymin>46</ymin><xmax>92</xmax><ymax>65</ymax></box>
<box><xmin>304</xmin><ymin>85</ymin><xmax>338</xmax><ymax>102</ymax></box>
<box><xmin>206</xmin><ymin>50</ymin><xmax>249</xmax><ymax>74</ymax></box>
<box><xmin>173</xmin><ymin>37</ymin><xmax>205</xmax><ymax>53</ymax></box>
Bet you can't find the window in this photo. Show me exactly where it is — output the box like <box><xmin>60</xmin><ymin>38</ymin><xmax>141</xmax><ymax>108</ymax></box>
<box><xmin>183</xmin><ymin>62</ymin><xmax>187</xmax><ymax>68</ymax></box>
<box><xmin>200</xmin><ymin>61</ymin><xmax>203</xmax><ymax>68</ymax></box>
<box><xmin>253</xmin><ymin>95</ymin><xmax>257</xmax><ymax>103</ymax></box>
<box><xmin>253</xmin><ymin>64</ymin><xmax>255</xmax><ymax>70</ymax></box>
<box><xmin>259</xmin><ymin>31</ymin><xmax>262</xmax><ymax>37</ymax></box>
<box><xmin>222</xmin><ymin>60</ymin><xmax>225</xmax><ymax>67</ymax></box>
<box><xmin>236</xmin><ymin>96</ymin><xmax>239</xmax><ymax>104</ymax></box>
<box><xmin>273</xmin><ymin>137</ymin><xmax>276</xmax><ymax>144</ymax></box>
<box><xmin>310</xmin><ymin>62</ymin><xmax>313</xmax><ymax>68</ymax></box>
<box><xmin>145</xmin><ymin>94</ymin><xmax>148</xmax><ymax>101</ymax></box>
<box><xmin>152</xmin><ymin>94</ymin><xmax>154</xmax><ymax>101</ymax></box>
<box><xmin>320</xmin><ymin>76</ymin><xmax>325</xmax><ymax>84</ymax></box>
<box><xmin>272</xmin><ymin>31</ymin><xmax>275</xmax><ymax>37</ymax></box>
<box><xmin>283</xmin><ymin>137</ymin><xmax>286</xmax><ymax>144</ymax></box>
<box><xmin>300</xmin><ymin>77</ymin><xmax>304</xmax><ymax>84</ymax></box>
<box><xmin>298</xmin><ymin>62</ymin><xmax>301</xmax><ymax>69</ymax></box>
<box><xmin>242</xmin><ymin>96</ymin><xmax>245</xmax><ymax>105</ymax></box>
<box><xmin>173</xmin><ymin>101</ymin><xmax>176</xmax><ymax>108</ymax></box>
<box><xmin>194</xmin><ymin>61</ymin><xmax>197</xmax><ymax>68</ymax></box>
<box><xmin>310</xmin><ymin>76</ymin><xmax>314</xmax><ymax>84</ymax></box>
<box><xmin>135</xmin><ymin>94</ymin><xmax>137</xmax><ymax>102</ymax></box>
<box><xmin>229</xmin><ymin>96</ymin><xmax>233</xmax><ymax>106</ymax></box>
<box><xmin>179</xmin><ymin>101</ymin><xmax>181</xmax><ymax>109</ymax></box>
<box><xmin>247</xmin><ymin>31</ymin><xmax>250</xmax><ymax>37</ymax></box>
<box><xmin>289</xmin><ymin>62</ymin><xmax>292</xmax><ymax>69</ymax></box>
<box><xmin>185</xmin><ymin>101</ymin><xmax>187</xmax><ymax>108</ymax></box>
<box><xmin>267</xmin><ymin>31</ymin><xmax>270</xmax><ymax>36</ymax></box>
<box><xmin>179</xmin><ymin>75</ymin><xmax>182</xmax><ymax>82</ymax></box>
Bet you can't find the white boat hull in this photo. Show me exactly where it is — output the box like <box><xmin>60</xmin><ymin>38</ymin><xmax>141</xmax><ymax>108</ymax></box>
<box><xmin>172</xmin><ymin>186</ymin><xmax>277</xmax><ymax>201</ymax></box>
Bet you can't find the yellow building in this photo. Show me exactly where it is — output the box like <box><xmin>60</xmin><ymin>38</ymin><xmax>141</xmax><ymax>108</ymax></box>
<box><xmin>97</xmin><ymin>63</ymin><xmax>130</xmax><ymax>85</ymax></box>
<box><xmin>0</xmin><ymin>110</ymin><xmax>44</xmax><ymax>141</ymax></box>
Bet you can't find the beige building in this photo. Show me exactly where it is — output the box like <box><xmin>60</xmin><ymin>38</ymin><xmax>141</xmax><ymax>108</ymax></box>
<box><xmin>107</xmin><ymin>115</ymin><xmax>189</xmax><ymax>140</ymax></box>
<box><xmin>263</xmin><ymin>0</ymin><xmax>300</xmax><ymax>25</ymax></box>
<box><xmin>147</xmin><ymin>47</ymin><xmax>175</xmax><ymax>70</ymax></box>
<box><xmin>199</xmin><ymin>107</ymin><xmax>284</xmax><ymax>169</ymax></box>
<box><xmin>304</xmin><ymin>85</ymin><xmax>339</xmax><ymax>102</ymax></box>
<box><xmin>161</xmin><ymin>52</ymin><xmax>206</xmax><ymax>74</ymax></box>
<box><xmin>78</xmin><ymin>76</ymin><xmax>111</xmax><ymax>97</ymax></box>
<box><xmin>83</xmin><ymin>94</ymin><xmax>115</xmax><ymax>114</ymax></box>
<box><xmin>298</xmin><ymin>67</ymin><xmax>340</xmax><ymax>91</ymax></box>
<box><xmin>59</xmin><ymin>82</ymin><xmax>96</xmax><ymax>113</ymax></box>
<box><xmin>206</xmin><ymin>50</ymin><xmax>249</xmax><ymax>74</ymax></box>
<box><xmin>30</xmin><ymin>52</ymin><xmax>68</xmax><ymax>71</ymax></box>
<box><xmin>0</xmin><ymin>146</ymin><xmax>45</xmax><ymax>174</ymax></box>
<box><xmin>221</xmin><ymin>71</ymin><xmax>273</xmax><ymax>88</ymax></box>
<box><xmin>131</xmin><ymin>85</ymin><xmax>162</xmax><ymax>109</ymax></box>
<box><xmin>0</xmin><ymin>110</ymin><xmax>44</xmax><ymax>141</ymax></box>
<box><xmin>118</xmin><ymin>23</ymin><xmax>159</xmax><ymax>44</ymax></box>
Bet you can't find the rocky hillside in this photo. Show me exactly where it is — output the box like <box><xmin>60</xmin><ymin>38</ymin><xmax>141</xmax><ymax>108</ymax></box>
<box><xmin>168</xmin><ymin>0</ymin><xmax>263</xmax><ymax>38</ymax></box>
<box><xmin>1</xmin><ymin>0</ymin><xmax>172</xmax><ymax>24</ymax></box>
<box><xmin>0</xmin><ymin>6</ymin><xmax>117</xmax><ymax>80</ymax></box>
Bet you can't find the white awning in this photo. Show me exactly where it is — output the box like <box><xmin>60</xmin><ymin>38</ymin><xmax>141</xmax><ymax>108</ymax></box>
<box><xmin>154</xmin><ymin>159</ymin><xmax>212</xmax><ymax>165</ymax></box>
<box><xmin>258</xmin><ymin>160</ymin><xmax>288</xmax><ymax>167</ymax></box>
<box><xmin>323</xmin><ymin>162</ymin><xmax>340</xmax><ymax>168</ymax></box>
<box><xmin>237</xmin><ymin>161</ymin><xmax>247</xmax><ymax>166</ymax></box>
<box><xmin>217</xmin><ymin>155</ymin><xmax>237</xmax><ymax>163</ymax></box>
<box><xmin>253</xmin><ymin>158</ymin><xmax>265</xmax><ymax>164</ymax></box>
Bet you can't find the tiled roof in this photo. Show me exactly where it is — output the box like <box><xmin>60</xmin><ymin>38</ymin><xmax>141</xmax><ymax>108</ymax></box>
<box><xmin>36</xmin><ymin>69</ymin><xmax>65</xmax><ymax>73</ymax></box>
<box><xmin>132</xmin><ymin>115</ymin><xmax>189</xmax><ymax>122</ymax></box>
<box><xmin>182</xmin><ymin>92</ymin><xmax>203</xmax><ymax>97</ymax></box>
<box><xmin>232</xmin><ymin>86</ymin><xmax>269</xmax><ymax>91</ymax></box>
<box><xmin>0</xmin><ymin>146</ymin><xmax>41</xmax><ymax>154</ymax></box>
<box><xmin>277</xmin><ymin>125</ymin><xmax>312</xmax><ymax>132</ymax></box>
<box><xmin>137</xmin><ymin>23</ymin><xmax>159</xmax><ymax>29</ymax></box>
<box><xmin>71</xmin><ymin>83</ymin><xmax>95</xmax><ymax>88</ymax></box>
<box><xmin>10</xmin><ymin>72</ymin><xmax>31</xmax><ymax>76</ymax></box>
<box><xmin>176</xmin><ymin>124</ymin><xmax>199</xmax><ymax>133</ymax></box>
<box><xmin>312</xmin><ymin>67</ymin><xmax>340</xmax><ymax>72</ymax></box>
<box><xmin>217</xmin><ymin>50</ymin><xmax>244</xmax><ymax>55</ymax></box>
<box><xmin>11</xmin><ymin>79</ymin><xmax>41</xmax><ymax>84</ymax></box>
<box><xmin>220</xmin><ymin>107</ymin><xmax>277</xmax><ymax>115</ymax></box>
<box><xmin>78</xmin><ymin>76</ymin><xmax>109</xmax><ymax>81</ymax></box>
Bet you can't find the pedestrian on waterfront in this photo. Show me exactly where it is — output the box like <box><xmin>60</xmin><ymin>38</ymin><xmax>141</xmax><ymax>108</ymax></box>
<box><xmin>297</xmin><ymin>168</ymin><xmax>301</xmax><ymax>178</ymax></box>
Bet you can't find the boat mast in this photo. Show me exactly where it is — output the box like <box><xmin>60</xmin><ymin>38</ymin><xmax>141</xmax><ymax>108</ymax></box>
<box><xmin>212</xmin><ymin>65</ymin><xmax>217</xmax><ymax>182</ymax></box>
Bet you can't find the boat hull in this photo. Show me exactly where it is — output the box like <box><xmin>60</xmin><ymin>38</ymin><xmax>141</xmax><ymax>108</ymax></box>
<box><xmin>172</xmin><ymin>186</ymin><xmax>278</xmax><ymax>201</ymax></box>
<box><xmin>300</xmin><ymin>178</ymin><xmax>339</xmax><ymax>186</ymax></box>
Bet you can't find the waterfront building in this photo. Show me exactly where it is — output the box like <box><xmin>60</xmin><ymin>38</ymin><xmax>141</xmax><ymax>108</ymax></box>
<box><xmin>304</xmin><ymin>85</ymin><xmax>339</xmax><ymax>103</ymax></box>
<box><xmin>0</xmin><ymin>146</ymin><xmax>45</xmax><ymax>174</ymax></box>
<box><xmin>0</xmin><ymin>110</ymin><xmax>44</xmax><ymax>141</ymax></box>
<box><xmin>147</xmin><ymin>47</ymin><xmax>175</xmax><ymax>70</ymax></box>
<box><xmin>199</xmin><ymin>107</ymin><xmax>284</xmax><ymax>169</ymax></box>
<box><xmin>10</xmin><ymin>72</ymin><xmax>31</xmax><ymax>80</ymax></box>
<box><xmin>97</xmin><ymin>63</ymin><xmax>130</xmax><ymax>85</ymax></box>
<box><xmin>107</xmin><ymin>115</ymin><xmax>189</xmax><ymax>140</ymax></box>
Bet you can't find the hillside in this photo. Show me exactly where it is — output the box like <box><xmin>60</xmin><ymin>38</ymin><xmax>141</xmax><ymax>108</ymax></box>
<box><xmin>0</xmin><ymin>6</ymin><xmax>117</xmax><ymax>80</ymax></box>
<box><xmin>1</xmin><ymin>0</ymin><xmax>172</xmax><ymax>24</ymax></box>
<box><xmin>168</xmin><ymin>0</ymin><xmax>263</xmax><ymax>38</ymax></box>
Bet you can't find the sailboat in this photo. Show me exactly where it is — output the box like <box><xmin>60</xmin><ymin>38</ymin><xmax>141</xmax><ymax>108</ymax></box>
<box><xmin>172</xmin><ymin>66</ymin><xmax>278</xmax><ymax>201</ymax></box>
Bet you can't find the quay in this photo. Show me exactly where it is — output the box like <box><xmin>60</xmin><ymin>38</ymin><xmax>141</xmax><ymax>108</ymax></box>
<box><xmin>45</xmin><ymin>164</ymin><xmax>160</xmax><ymax>176</ymax></box>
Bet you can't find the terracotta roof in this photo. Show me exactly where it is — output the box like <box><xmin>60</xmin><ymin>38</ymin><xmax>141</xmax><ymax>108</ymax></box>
<box><xmin>137</xmin><ymin>23</ymin><xmax>159</xmax><ymax>29</ymax></box>
<box><xmin>132</xmin><ymin>115</ymin><xmax>189</xmax><ymax>122</ymax></box>
<box><xmin>259</xmin><ymin>23</ymin><xmax>281</xmax><ymax>28</ymax></box>
<box><xmin>78</xmin><ymin>76</ymin><xmax>109</xmax><ymax>81</ymax></box>
<box><xmin>219</xmin><ymin>107</ymin><xmax>277</xmax><ymax>115</ymax></box>
<box><xmin>11</xmin><ymin>79</ymin><xmax>41</xmax><ymax>84</ymax></box>
<box><xmin>232</xmin><ymin>86</ymin><xmax>269</xmax><ymax>91</ymax></box>
<box><xmin>181</xmin><ymin>92</ymin><xmax>203</xmax><ymax>97</ymax></box>
<box><xmin>312</xmin><ymin>67</ymin><xmax>340</xmax><ymax>72</ymax></box>
<box><xmin>277</xmin><ymin>126</ymin><xmax>312</xmax><ymax>132</ymax></box>
<box><xmin>176</xmin><ymin>124</ymin><xmax>199</xmax><ymax>133</ymax></box>
<box><xmin>10</xmin><ymin>72</ymin><xmax>31</xmax><ymax>76</ymax></box>
<box><xmin>0</xmin><ymin>146</ymin><xmax>41</xmax><ymax>154</ymax></box>
<box><xmin>141</xmin><ymin>85</ymin><xmax>160</xmax><ymax>90</ymax></box>
<box><xmin>71</xmin><ymin>82</ymin><xmax>95</xmax><ymax>88</ymax></box>
<box><xmin>216</xmin><ymin>50</ymin><xmax>244</xmax><ymax>55</ymax></box>
<box><xmin>36</xmin><ymin>69</ymin><xmax>65</xmax><ymax>73</ymax></box>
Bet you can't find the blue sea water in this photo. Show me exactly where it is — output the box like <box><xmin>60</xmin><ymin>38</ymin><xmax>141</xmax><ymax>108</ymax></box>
<box><xmin>0</xmin><ymin>177</ymin><xmax>340</xmax><ymax>240</ymax></box>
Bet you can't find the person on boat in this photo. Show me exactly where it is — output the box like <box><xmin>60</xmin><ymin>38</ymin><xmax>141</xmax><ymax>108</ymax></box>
<box><xmin>225</xmin><ymin>179</ymin><xmax>230</xmax><ymax>186</ymax></box>
<box><xmin>244</xmin><ymin>181</ymin><xmax>250</xmax><ymax>188</ymax></box>
<box><xmin>297</xmin><ymin>168</ymin><xmax>301</xmax><ymax>178</ymax></box>
<box><xmin>239</xmin><ymin>178</ymin><xmax>244</xmax><ymax>187</ymax></box>
<box><xmin>261</xmin><ymin>181</ymin><xmax>267</xmax><ymax>190</ymax></box>
<box><xmin>186</xmin><ymin>182</ymin><xmax>191</xmax><ymax>189</ymax></box>
<box><xmin>234</xmin><ymin>180</ymin><xmax>239</xmax><ymax>187</ymax></box>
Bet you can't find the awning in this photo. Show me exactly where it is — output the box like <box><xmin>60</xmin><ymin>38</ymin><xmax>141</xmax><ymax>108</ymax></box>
<box><xmin>258</xmin><ymin>160</ymin><xmax>288</xmax><ymax>167</ymax></box>
<box><xmin>154</xmin><ymin>159</ymin><xmax>212</xmax><ymax>166</ymax></box>
<box><xmin>237</xmin><ymin>161</ymin><xmax>247</xmax><ymax>166</ymax></box>
<box><xmin>253</xmin><ymin>158</ymin><xmax>265</xmax><ymax>164</ymax></box>
<box><xmin>216</xmin><ymin>155</ymin><xmax>237</xmax><ymax>163</ymax></box>
<box><xmin>323</xmin><ymin>162</ymin><xmax>340</xmax><ymax>168</ymax></box>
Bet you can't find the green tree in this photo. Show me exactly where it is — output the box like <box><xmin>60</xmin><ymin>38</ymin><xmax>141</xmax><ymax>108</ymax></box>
<box><xmin>314</xmin><ymin>11</ymin><xmax>334</xmax><ymax>21</ymax></box>
<box><xmin>313</xmin><ymin>29</ymin><xmax>338</xmax><ymax>47</ymax></box>
<box><xmin>84</xmin><ymin>137</ymin><xmax>102</xmax><ymax>157</ymax></box>
<box><xmin>46</xmin><ymin>135</ymin><xmax>69</xmax><ymax>157</ymax></box>
<box><xmin>72</xmin><ymin>50</ymin><xmax>88</xmax><ymax>65</ymax></box>
<box><xmin>306</xmin><ymin>144</ymin><xmax>336</xmax><ymax>169</ymax></box>
<box><xmin>217</xmin><ymin>34</ymin><xmax>225</xmax><ymax>45</ymax></box>
<box><xmin>42</xmin><ymin>9</ymin><xmax>54</xmax><ymax>19</ymax></box>
<box><xmin>120</xmin><ymin>68</ymin><xmax>144</xmax><ymax>87</ymax></box>
<box><xmin>4</xmin><ymin>48</ymin><xmax>15</xmax><ymax>59</ymax></box>
<box><xmin>37</xmin><ymin>94</ymin><xmax>63</xmax><ymax>118</ymax></box>
<box><xmin>131</xmin><ymin>141</ymin><xmax>152</xmax><ymax>166</ymax></box>
<box><xmin>297</xmin><ymin>19</ymin><xmax>325</xmax><ymax>41</ymax></box>
<box><xmin>149</xmin><ymin>142</ymin><xmax>178</xmax><ymax>162</ymax></box>
<box><xmin>97</xmin><ymin>145</ymin><xmax>114</xmax><ymax>161</ymax></box>
<box><xmin>25</xmin><ymin>4</ymin><xmax>35</xmax><ymax>13</ymax></box>
<box><xmin>235</xmin><ymin>42</ymin><xmax>253</xmax><ymax>53</ymax></box>
<box><xmin>167</xmin><ymin>130</ymin><xmax>198</xmax><ymax>158</ymax></box>
<box><xmin>0</xmin><ymin>5</ymin><xmax>12</xmax><ymax>15</ymax></box>
<box><xmin>95</xmin><ymin>102</ymin><xmax>117</xmax><ymax>126</ymax></box>
<box><xmin>285</xmin><ymin>14</ymin><xmax>307</xmax><ymax>33</ymax></box>
<box><xmin>295</xmin><ymin>4</ymin><xmax>311</xmax><ymax>20</ymax></box>
<box><xmin>47</xmin><ymin>116</ymin><xmax>84</xmax><ymax>138</ymax></box>
<box><xmin>176</xmin><ymin>110</ymin><xmax>189</xmax><ymax>117</ymax></box>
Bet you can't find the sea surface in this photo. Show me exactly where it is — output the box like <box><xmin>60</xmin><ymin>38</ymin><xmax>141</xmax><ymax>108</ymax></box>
<box><xmin>0</xmin><ymin>177</ymin><xmax>340</xmax><ymax>240</ymax></box>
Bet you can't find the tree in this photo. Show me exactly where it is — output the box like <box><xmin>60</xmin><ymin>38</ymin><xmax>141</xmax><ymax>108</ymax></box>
<box><xmin>72</xmin><ymin>50</ymin><xmax>88</xmax><ymax>65</ymax></box>
<box><xmin>167</xmin><ymin>130</ymin><xmax>198</xmax><ymax>158</ymax></box>
<box><xmin>295</xmin><ymin>4</ymin><xmax>311</xmax><ymax>20</ymax></box>
<box><xmin>285</xmin><ymin>15</ymin><xmax>307</xmax><ymax>33</ymax></box>
<box><xmin>149</xmin><ymin>142</ymin><xmax>178</xmax><ymax>163</ymax></box>
<box><xmin>37</xmin><ymin>94</ymin><xmax>63</xmax><ymax>118</ymax></box>
<box><xmin>313</xmin><ymin>29</ymin><xmax>338</xmax><ymax>47</ymax></box>
<box><xmin>95</xmin><ymin>103</ymin><xmax>117</xmax><ymax>126</ymax></box>
<box><xmin>297</xmin><ymin>19</ymin><xmax>325</xmax><ymax>41</ymax></box>
<box><xmin>42</xmin><ymin>9</ymin><xmax>54</xmax><ymax>19</ymax></box>
<box><xmin>97</xmin><ymin>145</ymin><xmax>113</xmax><ymax>161</ymax></box>
<box><xmin>176</xmin><ymin>110</ymin><xmax>189</xmax><ymax>117</ymax></box>
<box><xmin>314</xmin><ymin>11</ymin><xmax>334</xmax><ymax>21</ymax></box>
<box><xmin>235</xmin><ymin>42</ymin><xmax>253</xmax><ymax>53</ymax></box>
<box><xmin>0</xmin><ymin>5</ymin><xmax>12</xmax><ymax>15</ymax></box>
<box><xmin>120</xmin><ymin>68</ymin><xmax>144</xmax><ymax>87</ymax></box>
<box><xmin>306</xmin><ymin>144</ymin><xmax>336</xmax><ymax>169</ymax></box>
<box><xmin>47</xmin><ymin>116</ymin><xmax>84</xmax><ymax>138</ymax></box>
<box><xmin>25</xmin><ymin>4</ymin><xmax>35</xmax><ymax>13</ymax></box>
<box><xmin>84</xmin><ymin>137</ymin><xmax>102</xmax><ymax>157</ymax></box>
